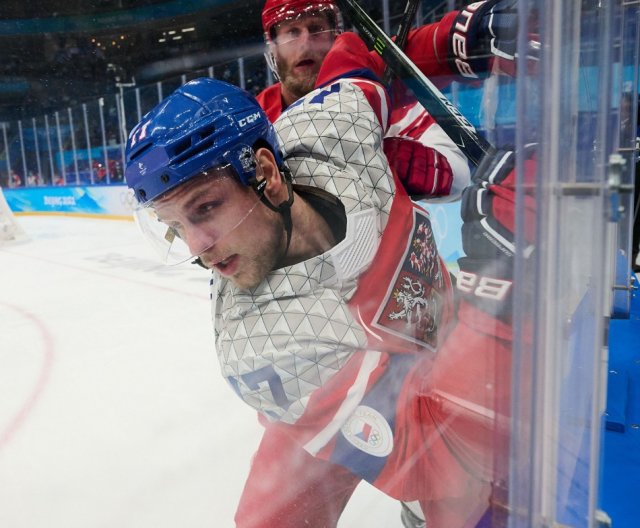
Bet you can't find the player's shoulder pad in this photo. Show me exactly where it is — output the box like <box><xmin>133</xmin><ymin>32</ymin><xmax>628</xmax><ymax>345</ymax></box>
<box><xmin>283</xmin><ymin>75</ymin><xmax>389</xmax><ymax>131</ymax></box>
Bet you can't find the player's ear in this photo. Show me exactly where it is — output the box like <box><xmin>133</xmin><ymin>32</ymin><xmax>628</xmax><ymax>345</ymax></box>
<box><xmin>255</xmin><ymin>147</ymin><xmax>287</xmax><ymax>205</ymax></box>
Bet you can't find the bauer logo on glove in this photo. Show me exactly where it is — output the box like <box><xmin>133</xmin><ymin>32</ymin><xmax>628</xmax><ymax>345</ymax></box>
<box><xmin>456</xmin><ymin>146</ymin><xmax>537</xmax><ymax>324</ymax></box>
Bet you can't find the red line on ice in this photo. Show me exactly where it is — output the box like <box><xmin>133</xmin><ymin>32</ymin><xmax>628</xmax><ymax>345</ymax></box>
<box><xmin>0</xmin><ymin>301</ymin><xmax>55</xmax><ymax>450</ymax></box>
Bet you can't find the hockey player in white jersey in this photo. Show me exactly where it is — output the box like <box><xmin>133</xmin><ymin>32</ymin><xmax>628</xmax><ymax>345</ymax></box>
<box><xmin>125</xmin><ymin>30</ymin><xmax>524</xmax><ymax>528</ymax></box>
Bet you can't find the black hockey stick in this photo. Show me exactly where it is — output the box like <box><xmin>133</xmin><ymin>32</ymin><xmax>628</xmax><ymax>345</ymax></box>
<box><xmin>337</xmin><ymin>0</ymin><xmax>495</xmax><ymax>166</ymax></box>
<box><xmin>382</xmin><ymin>0</ymin><xmax>420</xmax><ymax>85</ymax></box>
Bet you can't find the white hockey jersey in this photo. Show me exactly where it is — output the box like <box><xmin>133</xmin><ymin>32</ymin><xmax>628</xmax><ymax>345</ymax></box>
<box><xmin>212</xmin><ymin>34</ymin><xmax>453</xmax><ymax>460</ymax></box>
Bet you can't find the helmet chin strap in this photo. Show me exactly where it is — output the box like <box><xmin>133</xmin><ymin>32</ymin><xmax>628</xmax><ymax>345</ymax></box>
<box><xmin>191</xmin><ymin>256</ymin><xmax>208</xmax><ymax>269</ymax></box>
<box><xmin>251</xmin><ymin>166</ymin><xmax>294</xmax><ymax>262</ymax></box>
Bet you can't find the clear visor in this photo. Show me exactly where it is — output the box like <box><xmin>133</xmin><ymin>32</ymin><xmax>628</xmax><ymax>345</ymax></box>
<box><xmin>271</xmin><ymin>27</ymin><xmax>336</xmax><ymax>48</ymax></box>
<box><xmin>133</xmin><ymin>163</ymin><xmax>263</xmax><ymax>266</ymax></box>
<box><xmin>266</xmin><ymin>4</ymin><xmax>341</xmax><ymax>45</ymax></box>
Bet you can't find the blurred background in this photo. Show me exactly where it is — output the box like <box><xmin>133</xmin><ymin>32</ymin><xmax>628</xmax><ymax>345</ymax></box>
<box><xmin>0</xmin><ymin>0</ymin><xmax>467</xmax><ymax>187</ymax></box>
<box><xmin>2</xmin><ymin>2</ymin><xmax>640</xmax><ymax>527</ymax></box>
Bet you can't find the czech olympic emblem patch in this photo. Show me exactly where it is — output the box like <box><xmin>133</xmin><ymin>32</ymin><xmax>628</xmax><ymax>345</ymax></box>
<box><xmin>340</xmin><ymin>405</ymin><xmax>393</xmax><ymax>457</ymax></box>
<box><xmin>372</xmin><ymin>208</ymin><xmax>445</xmax><ymax>350</ymax></box>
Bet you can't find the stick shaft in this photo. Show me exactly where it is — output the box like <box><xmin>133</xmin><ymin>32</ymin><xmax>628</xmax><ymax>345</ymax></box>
<box><xmin>382</xmin><ymin>0</ymin><xmax>421</xmax><ymax>85</ymax></box>
<box><xmin>338</xmin><ymin>0</ymin><xmax>495</xmax><ymax>166</ymax></box>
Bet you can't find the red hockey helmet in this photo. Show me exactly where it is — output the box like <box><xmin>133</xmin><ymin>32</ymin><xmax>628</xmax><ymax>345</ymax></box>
<box><xmin>262</xmin><ymin>0</ymin><xmax>343</xmax><ymax>42</ymax></box>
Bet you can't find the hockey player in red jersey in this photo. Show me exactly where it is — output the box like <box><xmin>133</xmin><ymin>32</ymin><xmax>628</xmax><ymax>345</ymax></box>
<box><xmin>125</xmin><ymin>23</ymin><xmax>530</xmax><ymax>528</ymax></box>
<box><xmin>258</xmin><ymin>0</ymin><xmax>518</xmax><ymax>201</ymax></box>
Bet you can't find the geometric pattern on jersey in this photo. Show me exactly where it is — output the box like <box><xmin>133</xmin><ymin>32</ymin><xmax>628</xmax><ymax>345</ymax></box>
<box><xmin>215</xmin><ymin>256</ymin><xmax>366</xmax><ymax>424</ymax></box>
<box><xmin>213</xmin><ymin>80</ymin><xmax>397</xmax><ymax>425</ymax></box>
<box><xmin>277</xmin><ymin>81</ymin><xmax>394</xmax><ymax>230</ymax></box>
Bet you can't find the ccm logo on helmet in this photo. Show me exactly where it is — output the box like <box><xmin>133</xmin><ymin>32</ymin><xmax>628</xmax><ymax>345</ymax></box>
<box><xmin>238</xmin><ymin>112</ymin><xmax>262</xmax><ymax>128</ymax></box>
<box><xmin>450</xmin><ymin>1</ymin><xmax>485</xmax><ymax>78</ymax></box>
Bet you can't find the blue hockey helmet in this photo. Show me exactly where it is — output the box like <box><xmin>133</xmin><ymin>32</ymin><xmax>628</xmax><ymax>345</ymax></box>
<box><xmin>125</xmin><ymin>77</ymin><xmax>283</xmax><ymax>205</ymax></box>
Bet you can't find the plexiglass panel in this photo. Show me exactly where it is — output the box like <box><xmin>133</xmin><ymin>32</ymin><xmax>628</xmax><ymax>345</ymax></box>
<box><xmin>1</xmin><ymin>2</ymin><xmax>638</xmax><ymax>527</ymax></box>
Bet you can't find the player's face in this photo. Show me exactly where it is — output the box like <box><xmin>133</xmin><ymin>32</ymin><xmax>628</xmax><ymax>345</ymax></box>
<box><xmin>154</xmin><ymin>171</ymin><xmax>286</xmax><ymax>289</ymax></box>
<box><xmin>271</xmin><ymin>13</ymin><xmax>336</xmax><ymax>103</ymax></box>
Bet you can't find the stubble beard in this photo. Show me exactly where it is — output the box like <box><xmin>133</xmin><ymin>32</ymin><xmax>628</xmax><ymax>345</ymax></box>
<box><xmin>276</xmin><ymin>57</ymin><xmax>319</xmax><ymax>103</ymax></box>
<box><xmin>229</xmin><ymin>212</ymin><xmax>287</xmax><ymax>290</ymax></box>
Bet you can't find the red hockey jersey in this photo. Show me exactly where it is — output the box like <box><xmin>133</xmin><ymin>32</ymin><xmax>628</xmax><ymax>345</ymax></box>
<box><xmin>257</xmin><ymin>10</ymin><xmax>471</xmax><ymax>201</ymax></box>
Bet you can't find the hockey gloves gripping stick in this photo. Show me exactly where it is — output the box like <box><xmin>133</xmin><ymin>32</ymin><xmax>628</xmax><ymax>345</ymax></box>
<box><xmin>456</xmin><ymin>147</ymin><xmax>537</xmax><ymax>331</ymax></box>
<box><xmin>448</xmin><ymin>0</ymin><xmax>538</xmax><ymax>79</ymax></box>
<box><xmin>336</xmin><ymin>0</ymin><xmax>494</xmax><ymax>166</ymax></box>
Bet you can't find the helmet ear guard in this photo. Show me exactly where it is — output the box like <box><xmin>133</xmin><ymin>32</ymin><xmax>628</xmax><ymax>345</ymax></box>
<box><xmin>249</xmin><ymin>138</ymin><xmax>293</xmax><ymax>209</ymax></box>
<box><xmin>251</xmin><ymin>164</ymin><xmax>294</xmax><ymax>214</ymax></box>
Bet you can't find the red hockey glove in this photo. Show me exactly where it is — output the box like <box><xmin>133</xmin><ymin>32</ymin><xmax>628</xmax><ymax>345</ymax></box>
<box><xmin>448</xmin><ymin>0</ymin><xmax>523</xmax><ymax>79</ymax></box>
<box><xmin>456</xmin><ymin>147</ymin><xmax>537</xmax><ymax>335</ymax></box>
<box><xmin>383</xmin><ymin>136</ymin><xmax>453</xmax><ymax>198</ymax></box>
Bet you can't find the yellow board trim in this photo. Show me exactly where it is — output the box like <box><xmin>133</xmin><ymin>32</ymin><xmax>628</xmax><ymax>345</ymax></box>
<box><xmin>14</xmin><ymin>211</ymin><xmax>134</xmax><ymax>221</ymax></box>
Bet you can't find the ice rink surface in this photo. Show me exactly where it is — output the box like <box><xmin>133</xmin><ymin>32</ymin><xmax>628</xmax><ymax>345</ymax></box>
<box><xmin>0</xmin><ymin>215</ymin><xmax>402</xmax><ymax>528</ymax></box>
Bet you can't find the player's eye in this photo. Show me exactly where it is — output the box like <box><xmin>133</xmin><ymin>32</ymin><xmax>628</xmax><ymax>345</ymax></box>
<box><xmin>308</xmin><ymin>24</ymin><xmax>327</xmax><ymax>35</ymax></box>
<box><xmin>192</xmin><ymin>201</ymin><xmax>221</xmax><ymax>222</ymax></box>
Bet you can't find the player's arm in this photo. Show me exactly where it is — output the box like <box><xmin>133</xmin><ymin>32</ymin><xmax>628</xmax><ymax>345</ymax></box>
<box><xmin>315</xmin><ymin>32</ymin><xmax>392</xmax><ymax>128</ymax></box>
<box><xmin>316</xmin><ymin>33</ymin><xmax>472</xmax><ymax>201</ymax></box>
<box><xmin>364</xmin><ymin>1</ymin><xmax>520</xmax><ymax>87</ymax></box>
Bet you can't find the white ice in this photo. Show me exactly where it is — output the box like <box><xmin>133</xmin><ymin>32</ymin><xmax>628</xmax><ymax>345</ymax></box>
<box><xmin>0</xmin><ymin>215</ymin><xmax>403</xmax><ymax>528</ymax></box>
